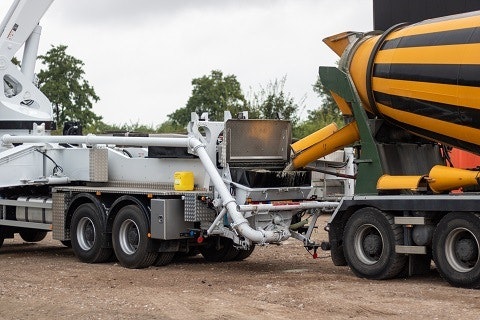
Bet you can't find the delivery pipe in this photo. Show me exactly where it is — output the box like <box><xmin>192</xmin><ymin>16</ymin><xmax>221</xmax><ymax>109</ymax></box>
<box><xmin>187</xmin><ymin>137</ymin><xmax>291</xmax><ymax>244</ymax></box>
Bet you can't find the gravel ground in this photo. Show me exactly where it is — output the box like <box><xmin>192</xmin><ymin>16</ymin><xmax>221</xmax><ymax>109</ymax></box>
<box><xmin>0</xmin><ymin>215</ymin><xmax>479</xmax><ymax>320</ymax></box>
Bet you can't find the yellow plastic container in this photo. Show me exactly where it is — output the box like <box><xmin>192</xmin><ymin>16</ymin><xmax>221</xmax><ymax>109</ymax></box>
<box><xmin>174</xmin><ymin>171</ymin><xmax>194</xmax><ymax>191</ymax></box>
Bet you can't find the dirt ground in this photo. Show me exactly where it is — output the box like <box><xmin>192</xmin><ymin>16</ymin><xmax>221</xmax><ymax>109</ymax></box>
<box><xmin>0</xmin><ymin>215</ymin><xmax>479</xmax><ymax>320</ymax></box>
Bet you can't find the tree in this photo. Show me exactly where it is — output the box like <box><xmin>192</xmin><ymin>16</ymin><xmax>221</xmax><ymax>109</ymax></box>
<box><xmin>168</xmin><ymin>70</ymin><xmax>246</xmax><ymax>126</ymax></box>
<box><xmin>248</xmin><ymin>76</ymin><xmax>301</xmax><ymax>124</ymax></box>
<box><xmin>37</xmin><ymin>45</ymin><xmax>101</xmax><ymax>130</ymax></box>
<box><xmin>294</xmin><ymin>75</ymin><xmax>343</xmax><ymax>138</ymax></box>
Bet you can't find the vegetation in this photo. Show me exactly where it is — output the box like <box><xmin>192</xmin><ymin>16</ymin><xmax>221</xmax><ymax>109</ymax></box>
<box><xmin>37</xmin><ymin>45</ymin><xmax>101</xmax><ymax>132</ymax></box>
<box><xmin>34</xmin><ymin>46</ymin><xmax>341</xmax><ymax>137</ymax></box>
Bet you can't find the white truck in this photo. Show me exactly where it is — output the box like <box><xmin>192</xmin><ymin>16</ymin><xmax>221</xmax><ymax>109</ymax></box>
<box><xmin>0</xmin><ymin>0</ymin><xmax>338</xmax><ymax>268</ymax></box>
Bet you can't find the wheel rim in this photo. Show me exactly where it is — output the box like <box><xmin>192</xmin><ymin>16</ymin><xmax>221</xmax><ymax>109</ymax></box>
<box><xmin>77</xmin><ymin>217</ymin><xmax>95</xmax><ymax>251</ymax></box>
<box><xmin>445</xmin><ymin>227</ymin><xmax>479</xmax><ymax>273</ymax></box>
<box><xmin>118</xmin><ymin>219</ymin><xmax>140</xmax><ymax>255</ymax></box>
<box><xmin>353</xmin><ymin>224</ymin><xmax>384</xmax><ymax>265</ymax></box>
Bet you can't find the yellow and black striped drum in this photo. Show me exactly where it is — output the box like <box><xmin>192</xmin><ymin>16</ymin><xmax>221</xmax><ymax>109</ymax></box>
<box><xmin>348</xmin><ymin>11</ymin><xmax>480</xmax><ymax>154</ymax></box>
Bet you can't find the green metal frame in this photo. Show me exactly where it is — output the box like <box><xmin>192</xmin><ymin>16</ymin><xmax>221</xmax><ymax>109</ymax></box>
<box><xmin>318</xmin><ymin>66</ymin><xmax>383</xmax><ymax>194</ymax></box>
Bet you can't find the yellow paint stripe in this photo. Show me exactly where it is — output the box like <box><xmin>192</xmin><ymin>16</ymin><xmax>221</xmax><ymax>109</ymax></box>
<box><xmin>375</xmin><ymin>43</ymin><xmax>480</xmax><ymax>65</ymax></box>
<box><xmin>387</xmin><ymin>15</ymin><xmax>480</xmax><ymax>39</ymax></box>
<box><xmin>377</xmin><ymin>103</ymin><xmax>480</xmax><ymax>145</ymax></box>
<box><xmin>372</xmin><ymin>78</ymin><xmax>480</xmax><ymax>109</ymax></box>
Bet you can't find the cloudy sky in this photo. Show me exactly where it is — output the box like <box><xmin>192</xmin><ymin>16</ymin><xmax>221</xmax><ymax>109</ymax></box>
<box><xmin>1</xmin><ymin>0</ymin><xmax>373</xmax><ymax>126</ymax></box>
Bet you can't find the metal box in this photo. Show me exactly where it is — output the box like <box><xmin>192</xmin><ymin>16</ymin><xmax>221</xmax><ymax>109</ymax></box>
<box><xmin>150</xmin><ymin>199</ymin><xmax>194</xmax><ymax>240</ymax></box>
<box><xmin>225</xmin><ymin>119</ymin><xmax>291</xmax><ymax>168</ymax></box>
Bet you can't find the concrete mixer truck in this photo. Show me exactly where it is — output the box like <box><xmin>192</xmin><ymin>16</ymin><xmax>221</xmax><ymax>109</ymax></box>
<box><xmin>288</xmin><ymin>11</ymin><xmax>480</xmax><ymax>288</ymax></box>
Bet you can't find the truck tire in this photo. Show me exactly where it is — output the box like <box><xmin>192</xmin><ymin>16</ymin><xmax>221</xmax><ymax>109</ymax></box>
<box><xmin>330</xmin><ymin>240</ymin><xmax>348</xmax><ymax>266</ymax></box>
<box><xmin>432</xmin><ymin>212</ymin><xmax>480</xmax><ymax>288</ymax></box>
<box><xmin>112</xmin><ymin>205</ymin><xmax>157</xmax><ymax>269</ymax></box>
<box><xmin>71</xmin><ymin>203</ymin><xmax>112</xmax><ymax>263</ymax></box>
<box><xmin>233</xmin><ymin>245</ymin><xmax>255</xmax><ymax>261</ymax></box>
<box><xmin>60</xmin><ymin>240</ymin><xmax>72</xmax><ymax>248</ymax></box>
<box><xmin>19</xmin><ymin>229</ymin><xmax>48</xmax><ymax>242</ymax></box>
<box><xmin>343</xmin><ymin>207</ymin><xmax>406</xmax><ymax>280</ymax></box>
<box><xmin>200</xmin><ymin>237</ymin><xmax>237</xmax><ymax>262</ymax></box>
<box><xmin>154</xmin><ymin>252</ymin><xmax>175</xmax><ymax>266</ymax></box>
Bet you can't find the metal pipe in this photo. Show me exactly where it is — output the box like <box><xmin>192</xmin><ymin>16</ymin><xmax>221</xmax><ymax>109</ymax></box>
<box><xmin>1</xmin><ymin>134</ymin><xmax>190</xmax><ymax>148</ymax></box>
<box><xmin>206</xmin><ymin>207</ymin><xmax>227</xmax><ymax>235</ymax></box>
<box><xmin>238</xmin><ymin>201</ymin><xmax>339</xmax><ymax>213</ymax></box>
<box><xmin>188</xmin><ymin>137</ymin><xmax>291</xmax><ymax>244</ymax></box>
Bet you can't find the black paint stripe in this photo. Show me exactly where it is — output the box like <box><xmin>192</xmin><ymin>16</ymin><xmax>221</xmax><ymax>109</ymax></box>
<box><xmin>381</xmin><ymin>27</ymin><xmax>480</xmax><ymax>50</ymax></box>
<box><xmin>381</xmin><ymin>114</ymin><xmax>480</xmax><ymax>155</ymax></box>
<box><xmin>373</xmin><ymin>64</ymin><xmax>480</xmax><ymax>87</ymax></box>
<box><xmin>373</xmin><ymin>91</ymin><xmax>480</xmax><ymax>130</ymax></box>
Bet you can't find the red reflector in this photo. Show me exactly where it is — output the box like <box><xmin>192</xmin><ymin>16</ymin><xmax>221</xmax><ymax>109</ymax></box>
<box><xmin>197</xmin><ymin>236</ymin><xmax>204</xmax><ymax>244</ymax></box>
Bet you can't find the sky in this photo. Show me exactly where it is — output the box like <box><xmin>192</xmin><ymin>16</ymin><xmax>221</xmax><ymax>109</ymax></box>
<box><xmin>0</xmin><ymin>0</ymin><xmax>373</xmax><ymax>126</ymax></box>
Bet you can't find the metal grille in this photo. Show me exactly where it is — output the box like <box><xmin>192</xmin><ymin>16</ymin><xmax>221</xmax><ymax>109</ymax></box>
<box><xmin>52</xmin><ymin>192</ymin><xmax>70</xmax><ymax>240</ymax></box>
<box><xmin>184</xmin><ymin>193</ymin><xmax>216</xmax><ymax>222</ymax></box>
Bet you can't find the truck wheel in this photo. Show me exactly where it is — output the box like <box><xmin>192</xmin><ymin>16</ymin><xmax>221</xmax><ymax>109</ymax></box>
<box><xmin>19</xmin><ymin>229</ymin><xmax>48</xmax><ymax>242</ymax></box>
<box><xmin>343</xmin><ymin>207</ymin><xmax>406</xmax><ymax>279</ymax></box>
<box><xmin>200</xmin><ymin>237</ymin><xmax>237</xmax><ymax>262</ymax></box>
<box><xmin>0</xmin><ymin>226</ymin><xmax>4</xmax><ymax>248</ymax></box>
<box><xmin>154</xmin><ymin>252</ymin><xmax>175</xmax><ymax>266</ymax></box>
<box><xmin>233</xmin><ymin>245</ymin><xmax>255</xmax><ymax>261</ymax></box>
<box><xmin>432</xmin><ymin>212</ymin><xmax>480</xmax><ymax>288</ymax></box>
<box><xmin>71</xmin><ymin>203</ymin><xmax>112</xmax><ymax>263</ymax></box>
<box><xmin>112</xmin><ymin>205</ymin><xmax>157</xmax><ymax>269</ymax></box>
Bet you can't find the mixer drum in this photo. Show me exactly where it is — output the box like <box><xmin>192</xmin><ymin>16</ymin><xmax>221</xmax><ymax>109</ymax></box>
<box><xmin>347</xmin><ymin>11</ymin><xmax>480</xmax><ymax>155</ymax></box>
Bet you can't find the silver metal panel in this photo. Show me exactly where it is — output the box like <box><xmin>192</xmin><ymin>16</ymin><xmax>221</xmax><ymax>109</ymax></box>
<box><xmin>231</xmin><ymin>182</ymin><xmax>311</xmax><ymax>204</ymax></box>
<box><xmin>15</xmin><ymin>196</ymin><xmax>52</xmax><ymax>223</ymax></box>
<box><xmin>225</xmin><ymin>119</ymin><xmax>291</xmax><ymax>167</ymax></box>
<box><xmin>52</xmin><ymin>192</ymin><xmax>70</xmax><ymax>240</ymax></box>
<box><xmin>150</xmin><ymin>199</ymin><xmax>194</xmax><ymax>240</ymax></box>
<box><xmin>394</xmin><ymin>216</ymin><xmax>426</xmax><ymax>225</ymax></box>
<box><xmin>89</xmin><ymin>148</ymin><xmax>108</xmax><ymax>182</ymax></box>
<box><xmin>396</xmin><ymin>245</ymin><xmax>427</xmax><ymax>255</ymax></box>
<box><xmin>54</xmin><ymin>184</ymin><xmax>212</xmax><ymax>197</ymax></box>
<box><xmin>0</xmin><ymin>220</ymin><xmax>51</xmax><ymax>230</ymax></box>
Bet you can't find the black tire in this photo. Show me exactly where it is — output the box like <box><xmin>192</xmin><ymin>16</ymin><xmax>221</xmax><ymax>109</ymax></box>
<box><xmin>233</xmin><ymin>244</ymin><xmax>255</xmax><ymax>261</ymax></box>
<box><xmin>71</xmin><ymin>203</ymin><xmax>112</xmax><ymax>263</ymax></box>
<box><xmin>154</xmin><ymin>252</ymin><xmax>175</xmax><ymax>266</ymax></box>
<box><xmin>432</xmin><ymin>212</ymin><xmax>480</xmax><ymax>288</ymax></box>
<box><xmin>343</xmin><ymin>207</ymin><xmax>406</xmax><ymax>280</ymax></box>
<box><xmin>19</xmin><ymin>229</ymin><xmax>48</xmax><ymax>242</ymax></box>
<box><xmin>330</xmin><ymin>238</ymin><xmax>348</xmax><ymax>266</ymax></box>
<box><xmin>60</xmin><ymin>240</ymin><xmax>72</xmax><ymax>248</ymax></box>
<box><xmin>112</xmin><ymin>205</ymin><xmax>157</xmax><ymax>269</ymax></box>
<box><xmin>200</xmin><ymin>237</ymin><xmax>238</xmax><ymax>262</ymax></box>
<box><xmin>0</xmin><ymin>226</ymin><xmax>4</xmax><ymax>249</ymax></box>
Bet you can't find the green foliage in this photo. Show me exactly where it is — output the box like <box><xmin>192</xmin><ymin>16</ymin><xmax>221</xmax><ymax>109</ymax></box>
<box><xmin>11</xmin><ymin>57</ymin><xmax>20</xmax><ymax>66</ymax></box>
<box><xmin>293</xmin><ymin>75</ymin><xmax>343</xmax><ymax>139</ymax></box>
<box><xmin>168</xmin><ymin>70</ymin><xmax>247</xmax><ymax>126</ymax></box>
<box><xmin>37</xmin><ymin>45</ymin><xmax>101</xmax><ymax>131</ymax></box>
<box><xmin>248</xmin><ymin>76</ymin><xmax>301</xmax><ymax>124</ymax></box>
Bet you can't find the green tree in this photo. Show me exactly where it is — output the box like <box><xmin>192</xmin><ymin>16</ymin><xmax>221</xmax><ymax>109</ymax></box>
<box><xmin>168</xmin><ymin>70</ymin><xmax>246</xmax><ymax>126</ymax></box>
<box><xmin>37</xmin><ymin>45</ymin><xmax>101</xmax><ymax>130</ymax></box>
<box><xmin>248</xmin><ymin>76</ymin><xmax>301</xmax><ymax>124</ymax></box>
<box><xmin>294</xmin><ymin>75</ymin><xmax>343</xmax><ymax>138</ymax></box>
